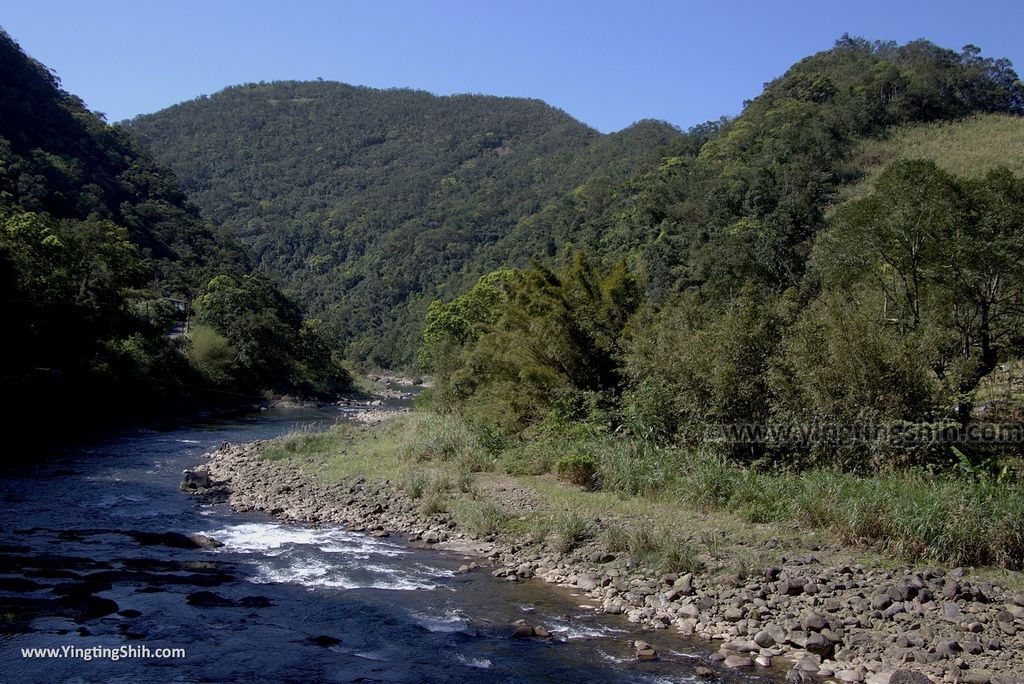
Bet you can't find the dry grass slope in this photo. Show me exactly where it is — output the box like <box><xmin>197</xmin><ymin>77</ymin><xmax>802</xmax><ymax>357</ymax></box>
<box><xmin>842</xmin><ymin>113</ymin><xmax>1024</xmax><ymax>202</ymax></box>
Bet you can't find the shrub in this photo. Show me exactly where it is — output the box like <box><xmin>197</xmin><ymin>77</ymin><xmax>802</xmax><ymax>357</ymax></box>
<box><xmin>419</xmin><ymin>493</ymin><xmax>447</xmax><ymax>516</ymax></box>
<box><xmin>627</xmin><ymin>520</ymin><xmax>660</xmax><ymax>556</ymax></box>
<box><xmin>556</xmin><ymin>453</ymin><xmax>598</xmax><ymax>490</ymax></box>
<box><xmin>400</xmin><ymin>414</ymin><xmax>481</xmax><ymax>464</ymax></box>
<box><xmin>402</xmin><ymin>470</ymin><xmax>430</xmax><ymax>499</ymax></box>
<box><xmin>187</xmin><ymin>323</ymin><xmax>237</xmax><ymax>384</ymax></box>
<box><xmin>684</xmin><ymin>453</ymin><xmax>737</xmax><ymax>510</ymax></box>
<box><xmin>594</xmin><ymin>439</ymin><xmax>682</xmax><ymax>496</ymax></box>
<box><xmin>728</xmin><ymin>468</ymin><xmax>793</xmax><ymax>523</ymax></box>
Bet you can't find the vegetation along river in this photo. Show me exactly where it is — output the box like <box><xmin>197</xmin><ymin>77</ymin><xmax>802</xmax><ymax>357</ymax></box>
<box><xmin>0</xmin><ymin>395</ymin><xmax>777</xmax><ymax>683</ymax></box>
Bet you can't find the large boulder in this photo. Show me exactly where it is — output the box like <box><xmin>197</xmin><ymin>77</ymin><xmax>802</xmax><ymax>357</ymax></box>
<box><xmin>180</xmin><ymin>470</ymin><xmax>211</xmax><ymax>491</ymax></box>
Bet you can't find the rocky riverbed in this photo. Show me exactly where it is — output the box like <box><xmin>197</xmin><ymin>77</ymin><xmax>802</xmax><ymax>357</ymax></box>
<box><xmin>184</xmin><ymin>441</ymin><xmax>1024</xmax><ymax>684</ymax></box>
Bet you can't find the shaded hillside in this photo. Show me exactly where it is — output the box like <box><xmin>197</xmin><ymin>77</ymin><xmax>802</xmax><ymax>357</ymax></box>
<box><xmin>0</xmin><ymin>29</ymin><xmax>349</xmax><ymax>442</ymax></box>
<box><xmin>0</xmin><ymin>30</ymin><xmax>246</xmax><ymax>294</ymax></box>
<box><xmin>126</xmin><ymin>83</ymin><xmax>685</xmax><ymax>365</ymax></box>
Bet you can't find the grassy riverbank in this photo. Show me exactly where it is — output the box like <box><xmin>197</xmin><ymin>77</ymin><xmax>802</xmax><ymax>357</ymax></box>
<box><xmin>265</xmin><ymin>412</ymin><xmax>1024</xmax><ymax>584</ymax></box>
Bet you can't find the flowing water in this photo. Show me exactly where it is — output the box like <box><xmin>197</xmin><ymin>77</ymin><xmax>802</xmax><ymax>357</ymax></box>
<box><xmin>0</xmin><ymin>397</ymin><xmax>777</xmax><ymax>683</ymax></box>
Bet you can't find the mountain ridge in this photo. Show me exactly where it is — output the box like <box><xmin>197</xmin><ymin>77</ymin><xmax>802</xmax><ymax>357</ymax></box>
<box><xmin>126</xmin><ymin>80</ymin><xmax>686</xmax><ymax>365</ymax></box>
<box><xmin>125</xmin><ymin>36</ymin><xmax>1024</xmax><ymax>368</ymax></box>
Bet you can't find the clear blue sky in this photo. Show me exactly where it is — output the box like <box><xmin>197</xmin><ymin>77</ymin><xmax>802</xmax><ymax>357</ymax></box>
<box><xmin>4</xmin><ymin>1</ymin><xmax>1023</xmax><ymax>133</ymax></box>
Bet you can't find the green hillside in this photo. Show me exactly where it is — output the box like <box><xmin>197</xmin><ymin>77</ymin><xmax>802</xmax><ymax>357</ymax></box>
<box><xmin>128</xmin><ymin>38</ymin><xmax>1024</xmax><ymax>369</ymax></box>
<box><xmin>125</xmin><ymin>83</ymin><xmax>686</xmax><ymax>366</ymax></box>
<box><xmin>0</xmin><ymin>29</ymin><xmax>349</xmax><ymax>441</ymax></box>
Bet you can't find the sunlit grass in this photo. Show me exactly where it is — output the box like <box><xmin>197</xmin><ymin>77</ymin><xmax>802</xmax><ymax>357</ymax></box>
<box><xmin>842</xmin><ymin>113</ymin><xmax>1024</xmax><ymax>203</ymax></box>
<box><xmin>260</xmin><ymin>411</ymin><xmax>1024</xmax><ymax>581</ymax></box>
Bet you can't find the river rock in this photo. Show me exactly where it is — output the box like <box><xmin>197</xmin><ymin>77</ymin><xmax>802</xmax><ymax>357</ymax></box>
<box><xmin>634</xmin><ymin>640</ymin><xmax>658</xmax><ymax>660</ymax></box>
<box><xmin>804</xmin><ymin>632</ymin><xmax>834</xmax><ymax>657</ymax></box>
<box><xmin>238</xmin><ymin>595</ymin><xmax>272</xmax><ymax>608</ymax></box>
<box><xmin>0</xmin><ymin>578</ymin><xmax>44</xmax><ymax>592</ymax></box>
<box><xmin>60</xmin><ymin>595</ymin><xmax>120</xmax><ymax>621</ymax></box>
<box><xmin>309</xmin><ymin>635</ymin><xmax>341</xmax><ymax>647</ymax></box>
<box><xmin>802</xmin><ymin>611</ymin><xmax>827</xmax><ymax>632</ymax></box>
<box><xmin>934</xmin><ymin>639</ymin><xmax>961</xmax><ymax>658</ymax></box>
<box><xmin>723</xmin><ymin>654</ymin><xmax>751</xmax><ymax>668</ymax></box>
<box><xmin>180</xmin><ymin>470</ymin><xmax>211</xmax><ymax>491</ymax></box>
<box><xmin>186</xmin><ymin>591</ymin><xmax>235</xmax><ymax>608</ymax></box>
<box><xmin>190</xmin><ymin>533</ymin><xmax>224</xmax><ymax>549</ymax></box>
<box><xmin>509</xmin><ymin>619</ymin><xmax>534</xmax><ymax>638</ymax></box>
<box><xmin>871</xmin><ymin>594</ymin><xmax>893</xmax><ymax>611</ymax></box>
<box><xmin>889</xmin><ymin>671</ymin><xmax>932</xmax><ymax>684</ymax></box>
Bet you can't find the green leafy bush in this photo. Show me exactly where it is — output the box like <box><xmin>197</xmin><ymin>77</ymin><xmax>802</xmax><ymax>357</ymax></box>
<box><xmin>555</xmin><ymin>453</ymin><xmax>598</xmax><ymax>490</ymax></box>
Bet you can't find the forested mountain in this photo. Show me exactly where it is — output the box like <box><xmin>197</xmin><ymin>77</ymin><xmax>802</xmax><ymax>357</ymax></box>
<box><xmin>501</xmin><ymin>37</ymin><xmax>1024</xmax><ymax>302</ymax></box>
<box><xmin>126</xmin><ymin>83</ymin><xmax>686</xmax><ymax>365</ymax></box>
<box><xmin>127</xmin><ymin>37</ymin><xmax>1024</xmax><ymax>369</ymax></box>
<box><xmin>0</xmin><ymin>30</ymin><xmax>349</xmax><ymax>440</ymax></box>
<box><xmin>416</xmin><ymin>36</ymin><xmax>1024</xmax><ymax>471</ymax></box>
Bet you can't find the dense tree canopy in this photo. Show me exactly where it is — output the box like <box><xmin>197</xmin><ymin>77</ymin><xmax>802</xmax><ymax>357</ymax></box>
<box><xmin>413</xmin><ymin>38</ymin><xmax>1024</xmax><ymax>472</ymax></box>
<box><xmin>127</xmin><ymin>82</ymin><xmax>686</xmax><ymax>366</ymax></box>
<box><xmin>0</xmin><ymin>30</ymin><xmax>350</xmax><ymax>440</ymax></box>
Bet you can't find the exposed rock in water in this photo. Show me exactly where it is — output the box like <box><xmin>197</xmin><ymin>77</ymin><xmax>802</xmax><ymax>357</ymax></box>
<box><xmin>190</xmin><ymin>533</ymin><xmax>224</xmax><ymax>549</ymax></box>
<box><xmin>634</xmin><ymin>640</ymin><xmax>658</xmax><ymax>660</ymax></box>
<box><xmin>309</xmin><ymin>635</ymin><xmax>342</xmax><ymax>647</ymax></box>
<box><xmin>186</xmin><ymin>591</ymin><xmax>236</xmax><ymax>608</ymax></box>
<box><xmin>180</xmin><ymin>469</ymin><xmax>211</xmax><ymax>491</ymax></box>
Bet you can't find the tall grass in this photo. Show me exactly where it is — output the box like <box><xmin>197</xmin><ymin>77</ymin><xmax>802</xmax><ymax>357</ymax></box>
<box><xmin>674</xmin><ymin>454</ymin><xmax>1024</xmax><ymax>569</ymax></box>
<box><xmin>398</xmin><ymin>413</ymin><xmax>492</xmax><ymax>472</ymax></box>
<box><xmin>550</xmin><ymin>510</ymin><xmax>591</xmax><ymax>553</ymax></box>
<box><xmin>454</xmin><ymin>500</ymin><xmax>509</xmax><ymax>537</ymax></box>
<box><xmin>263</xmin><ymin>412</ymin><xmax>1024</xmax><ymax>570</ymax></box>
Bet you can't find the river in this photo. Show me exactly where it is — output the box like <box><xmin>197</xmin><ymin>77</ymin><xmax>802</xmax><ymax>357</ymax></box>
<box><xmin>0</xmin><ymin>397</ymin><xmax>775</xmax><ymax>683</ymax></box>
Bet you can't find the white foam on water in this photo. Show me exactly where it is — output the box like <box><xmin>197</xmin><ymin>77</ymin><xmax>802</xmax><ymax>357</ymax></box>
<box><xmin>204</xmin><ymin>522</ymin><xmax>337</xmax><ymax>550</ymax></box>
<box><xmin>205</xmin><ymin>522</ymin><xmax>408</xmax><ymax>556</ymax></box>
<box><xmin>596</xmin><ymin>649</ymin><xmax>631</xmax><ymax>664</ymax></box>
<box><xmin>251</xmin><ymin>560</ymin><xmax>436</xmax><ymax>590</ymax></box>
<box><xmin>545</xmin><ymin>618</ymin><xmax>628</xmax><ymax>640</ymax></box>
<box><xmin>319</xmin><ymin>540</ymin><xmax>408</xmax><ymax>557</ymax></box>
<box><xmin>410</xmin><ymin>609</ymin><xmax>470</xmax><ymax>633</ymax></box>
<box><xmin>455</xmin><ymin>654</ymin><xmax>492</xmax><ymax>669</ymax></box>
<box><xmin>177</xmin><ymin>439</ymin><xmax>202</xmax><ymax>444</ymax></box>
<box><xmin>201</xmin><ymin>521</ymin><xmax>444</xmax><ymax>591</ymax></box>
